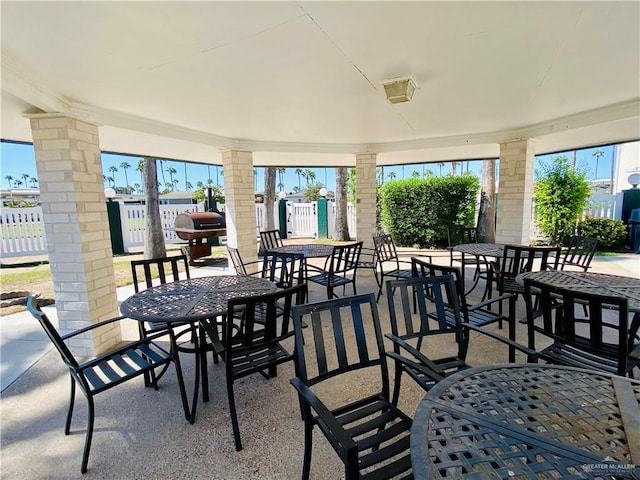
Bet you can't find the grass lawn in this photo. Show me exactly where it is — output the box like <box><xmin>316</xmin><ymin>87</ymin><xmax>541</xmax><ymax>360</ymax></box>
<box><xmin>0</xmin><ymin>247</ymin><xmax>228</xmax><ymax>316</ymax></box>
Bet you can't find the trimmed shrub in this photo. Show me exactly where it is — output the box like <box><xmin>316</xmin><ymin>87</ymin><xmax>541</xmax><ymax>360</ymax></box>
<box><xmin>378</xmin><ymin>175</ymin><xmax>479</xmax><ymax>248</ymax></box>
<box><xmin>577</xmin><ymin>217</ymin><xmax>627</xmax><ymax>249</ymax></box>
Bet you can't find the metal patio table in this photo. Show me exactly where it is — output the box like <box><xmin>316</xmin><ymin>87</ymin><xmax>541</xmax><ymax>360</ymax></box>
<box><xmin>411</xmin><ymin>363</ymin><xmax>640</xmax><ymax>479</ymax></box>
<box><xmin>267</xmin><ymin>243</ymin><xmax>334</xmax><ymax>278</ymax></box>
<box><xmin>518</xmin><ymin>270</ymin><xmax>640</xmax><ymax>312</ymax></box>
<box><xmin>120</xmin><ymin>275</ymin><xmax>276</xmax><ymax>423</ymax></box>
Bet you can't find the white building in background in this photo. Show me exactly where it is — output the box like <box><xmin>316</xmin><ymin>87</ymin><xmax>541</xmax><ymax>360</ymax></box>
<box><xmin>615</xmin><ymin>141</ymin><xmax>640</xmax><ymax>193</ymax></box>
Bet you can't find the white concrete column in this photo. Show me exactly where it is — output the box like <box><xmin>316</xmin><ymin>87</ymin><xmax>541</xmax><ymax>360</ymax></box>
<box><xmin>355</xmin><ymin>152</ymin><xmax>378</xmax><ymax>250</ymax></box>
<box><xmin>495</xmin><ymin>139</ymin><xmax>535</xmax><ymax>244</ymax></box>
<box><xmin>29</xmin><ymin>114</ymin><xmax>120</xmax><ymax>357</ymax></box>
<box><xmin>221</xmin><ymin>150</ymin><xmax>258</xmax><ymax>274</ymax></box>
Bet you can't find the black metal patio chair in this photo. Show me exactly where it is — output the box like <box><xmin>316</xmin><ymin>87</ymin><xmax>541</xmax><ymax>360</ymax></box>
<box><xmin>290</xmin><ymin>293</ymin><xmax>413</xmax><ymax>480</ymax></box>
<box><xmin>26</xmin><ymin>296</ymin><xmax>190</xmax><ymax>474</ymax></box>
<box><xmin>385</xmin><ymin>275</ymin><xmax>534</xmax><ymax>404</ymax></box>
<box><xmin>558</xmin><ymin>235</ymin><xmax>599</xmax><ymax>272</ymax></box>
<box><xmin>307</xmin><ymin>241</ymin><xmax>363</xmax><ymax>299</ymax></box>
<box><xmin>199</xmin><ymin>284</ymin><xmax>307</xmax><ymax>451</ymax></box>
<box><xmin>523</xmin><ymin>277</ymin><xmax>640</xmax><ymax>377</ymax></box>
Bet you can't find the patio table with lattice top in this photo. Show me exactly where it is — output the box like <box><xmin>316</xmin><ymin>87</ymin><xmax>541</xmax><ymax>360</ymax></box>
<box><xmin>518</xmin><ymin>270</ymin><xmax>640</xmax><ymax>312</ymax></box>
<box><xmin>120</xmin><ymin>275</ymin><xmax>277</xmax><ymax>422</ymax></box>
<box><xmin>411</xmin><ymin>363</ymin><xmax>640</xmax><ymax>479</ymax></box>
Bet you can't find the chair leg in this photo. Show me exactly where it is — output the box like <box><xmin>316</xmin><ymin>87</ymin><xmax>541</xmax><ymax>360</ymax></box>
<box><xmin>302</xmin><ymin>418</ymin><xmax>313</xmax><ymax>480</ymax></box>
<box><xmin>80</xmin><ymin>394</ymin><xmax>95</xmax><ymax>474</ymax></box>
<box><xmin>199</xmin><ymin>325</ymin><xmax>210</xmax><ymax>403</ymax></box>
<box><xmin>170</xmin><ymin>339</ymin><xmax>192</xmax><ymax>424</ymax></box>
<box><xmin>227</xmin><ymin>380</ymin><xmax>243</xmax><ymax>451</ymax></box>
<box><xmin>65</xmin><ymin>374</ymin><xmax>76</xmax><ymax>435</ymax></box>
<box><xmin>508</xmin><ymin>296</ymin><xmax>516</xmax><ymax>363</ymax></box>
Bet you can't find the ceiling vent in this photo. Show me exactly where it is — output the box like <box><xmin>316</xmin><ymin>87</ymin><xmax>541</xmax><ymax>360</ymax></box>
<box><xmin>381</xmin><ymin>76</ymin><xmax>417</xmax><ymax>104</ymax></box>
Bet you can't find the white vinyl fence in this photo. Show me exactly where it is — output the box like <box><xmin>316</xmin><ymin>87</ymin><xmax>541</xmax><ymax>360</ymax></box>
<box><xmin>1</xmin><ymin>201</ymin><xmax>357</xmax><ymax>258</ymax></box>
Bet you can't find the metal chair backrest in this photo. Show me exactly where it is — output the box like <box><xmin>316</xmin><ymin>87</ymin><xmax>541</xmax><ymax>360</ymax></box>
<box><xmin>327</xmin><ymin>241</ymin><xmax>363</xmax><ymax>278</ymax></box>
<box><xmin>386</xmin><ymin>275</ymin><xmax>467</xmax><ymax>356</ymax></box>
<box><xmin>373</xmin><ymin>233</ymin><xmax>400</xmax><ymax>267</ymax></box>
<box><xmin>258</xmin><ymin>229</ymin><xmax>283</xmax><ymax>256</ymax></box>
<box><xmin>560</xmin><ymin>236</ymin><xmax>598</xmax><ymax>271</ymax></box>
<box><xmin>447</xmin><ymin>226</ymin><xmax>478</xmax><ymax>247</ymax></box>
<box><xmin>498</xmin><ymin>245</ymin><xmax>560</xmax><ymax>289</ymax></box>
<box><xmin>523</xmin><ymin>278</ymin><xmax>633</xmax><ymax>376</ymax></box>
<box><xmin>26</xmin><ymin>297</ymin><xmax>79</xmax><ymax>370</ymax></box>
<box><xmin>262</xmin><ymin>252</ymin><xmax>304</xmax><ymax>289</ymax></box>
<box><xmin>131</xmin><ymin>254</ymin><xmax>190</xmax><ymax>292</ymax></box>
<box><xmin>292</xmin><ymin>292</ymin><xmax>388</xmax><ymax>389</ymax></box>
<box><xmin>227</xmin><ymin>246</ymin><xmax>249</xmax><ymax>276</ymax></box>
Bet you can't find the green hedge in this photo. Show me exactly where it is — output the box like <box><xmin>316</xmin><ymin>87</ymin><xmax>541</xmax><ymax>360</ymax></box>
<box><xmin>577</xmin><ymin>217</ymin><xmax>627</xmax><ymax>249</ymax></box>
<box><xmin>378</xmin><ymin>175</ymin><xmax>479</xmax><ymax>248</ymax></box>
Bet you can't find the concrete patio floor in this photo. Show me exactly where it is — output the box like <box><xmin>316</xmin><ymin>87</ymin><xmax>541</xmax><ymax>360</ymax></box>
<box><xmin>1</xmin><ymin>248</ymin><xmax>638</xmax><ymax>479</ymax></box>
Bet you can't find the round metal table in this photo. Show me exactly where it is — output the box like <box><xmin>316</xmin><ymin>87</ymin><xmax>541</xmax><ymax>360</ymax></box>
<box><xmin>518</xmin><ymin>270</ymin><xmax>640</xmax><ymax>312</ymax></box>
<box><xmin>411</xmin><ymin>363</ymin><xmax>640</xmax><ymax>479</ymax></box>
<box><xmin>453</xmin><ymin>242</ymin><xmax>506</xmax><ymax>259</ymax></box>
<box><xmin>120</xmin><ymin>275</ymin><xmax>277</xmax><ymax>422</ymax></box>
<box><xmin>267</xmin><ymin>243</ymin><xmax>334</xmax><ymax>259</ymax></box>
<box><xmin>120</xmin><ymin>275</ymin><xmax>277</xmax><ymax>323</ymax></box>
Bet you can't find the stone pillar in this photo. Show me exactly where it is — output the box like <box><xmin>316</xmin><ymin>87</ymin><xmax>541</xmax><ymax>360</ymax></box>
<box><xmin>29</xmin><ymin>114</ymin><xmax>120</xmax><ymax>357</ymax></box>
<box><xmin>355</xmin><ymin>152</ymin><xmax>378</xmax><ymax>250</ymax></box>
<box><xmin>221</xmin><ymin>150</ymin><xmax>258</xmax><ymax>274</ymax></box>
<box><xmin>495</xmin><ymin>139</ymin><xmax>535</xmax><ymax>244</ymax></box>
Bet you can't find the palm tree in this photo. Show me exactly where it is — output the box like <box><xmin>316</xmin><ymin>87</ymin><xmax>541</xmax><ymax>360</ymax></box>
<box><xmin>4</xmin><ymin>175</ymin><xmax>14</xmax><ymax>188</ymax></box>
<box><xmin>184</xmin><ymin>162</ymin><xmax>189</xmax><ymax>190</ymax></box>
<box><xmin>185</xmin><ymin>181</ymin><xmax>193</xmax><ymax>191</ymax></box>
<box><xmin>593</xmin><ymin>149</ymin><xmax>604</xmax><ymax>179</ymax></box>
<box><xmin>108</xmin><ymin>166</ymin><xmax>118</xmax><ymax>187</ymax></box>
<box><xmin>277</xmin><ymin>167</ymin><xmax>286</xmax><ymax>192</ymax></box>
<box><xmin>304</xmin><ymin>169</ymin><xmax>316</xmax><ymax>185</ymax></box>
<box><xmin>165</xmin><ymin>166</ymin><xmax>177</xmax><ymax>191</ymax></box>
<box><xmin>136</xmin><ymin>159</ymin><xmax>144</xmax><ymax>193</ymax></box>
<box><xmin>411</xmin><ymin>170</ymin><xmax>420</xmax><ymax>178</ymax></box>
<box><xmin>133</xmin><ymin>183</ymin><xmax>141</xmax><ymax>194</ymax></box>
<box><xmin>295</xmin><ymin>168</ymin><xmax>303</xmax><ymax>189</ymax></box>
<box><xmin>438</xmin><ymin>162</ymin><xmax>445</xmax><ymax>176</ymax></box>
<box><xmin>386</xmin><ymin>171</ymin><xmax>396</xmax><ymax>181</ymax></box>
<box><xmin>15</xmin><ymin>180</ymin><xmax>23</xmax><ymax>188</ymax></box>
<box><xmin>29</xmin><ymin>177</ymin><xmax>38</xmax><ymax>188</ymax></box>
<box><xmin>451</xmin><ymin>161</ymin><xmax>458</xmax><ymax>176</ymax></box>
<box><xmin>21</xmin><ymin>173</ymin><xmax>29</xmax><ymax>187</ymax></box>
<box><xmin>159</xmin><ymin>159</ymin><xmax>167</xmax><ymax>187</ymax></box>
<box><xmin>119</xmin><ymin>161</ymin><xmax>131</xmax><ymax>190</ymax></box>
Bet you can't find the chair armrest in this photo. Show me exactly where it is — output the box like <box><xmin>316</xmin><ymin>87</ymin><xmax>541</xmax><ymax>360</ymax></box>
<box><xmin>290</xmin><ymin>377</ymin><xmax>356</xmax><ymax>452</ymax></box>
<box><xmin>60</xmin><ymin>315</ymin><xmax>130</xmax><ymax>340</ymax></box>
<box><xmin>464</xmin><ymin>323</ymin><xmax>538</xmax><ymax>360</ymax></box>
<box><xmin>467</xmin><ymin>293</ymin><xmax>515</xmax><ymax>311</ymax></box>
<box><xmin>385</xmin><ymin>351</ymin><xmax>445</xmax><ymax>384</ymax></box>
<box><xmin>384</xmin><ymin>333</ymin><xmax>445</xmax><ymax>376</ymax></box>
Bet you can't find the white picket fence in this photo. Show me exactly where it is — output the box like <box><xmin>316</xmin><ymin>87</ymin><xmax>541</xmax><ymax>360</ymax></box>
<box><xmin>1</xmin><ymin>201</ymin><xmax>357</xmax><ymax>258</ymax></box>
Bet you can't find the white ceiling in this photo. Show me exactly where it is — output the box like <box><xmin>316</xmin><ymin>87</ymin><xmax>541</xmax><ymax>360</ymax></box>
<box><xmin>2</xmin><ymin>1</ymin><xmax>639</xmax><ymax>167</ymax></box>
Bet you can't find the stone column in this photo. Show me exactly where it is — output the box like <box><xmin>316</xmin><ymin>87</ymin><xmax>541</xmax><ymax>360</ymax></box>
<box><xmin>495</xmin><ymin>139</ymin><xmax>535</xmax><ymax>244</ymax></box>
<box><xmin>221</xmin><ymin>150</ymin><xmax>258</xmax><ymax>274</ymax></box>
<box><xmin>355</xmin><ymin>152</ymin><xmax>378</xmax><ymax>250</ymax></box>
<box><xmin>29</xmin><ymin>114</ymin><xmax>120</xmax><ymax>357</ymax></box>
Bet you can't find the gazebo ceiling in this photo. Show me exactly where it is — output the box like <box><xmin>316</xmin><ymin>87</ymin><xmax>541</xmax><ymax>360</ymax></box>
<box><xmin>1</xmin><ymin>2</ymin><xmax>639</xmax><ymax>166</ymax></box>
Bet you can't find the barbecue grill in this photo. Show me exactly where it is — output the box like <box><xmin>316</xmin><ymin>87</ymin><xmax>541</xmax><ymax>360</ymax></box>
<box><xmin>174</xmin><ymin>211</ymin><xmax>226</xmax><ymax>262</ymax></box>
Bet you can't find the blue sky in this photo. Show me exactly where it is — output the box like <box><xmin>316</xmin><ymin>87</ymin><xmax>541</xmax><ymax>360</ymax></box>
<box><xmin>1</xmin><ymin>141</ymin><xmax>615</xmax><ymax>194</ymax></box>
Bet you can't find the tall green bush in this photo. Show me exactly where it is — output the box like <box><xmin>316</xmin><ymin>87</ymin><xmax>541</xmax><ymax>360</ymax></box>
<box><xmin>378</xmin><ymin>175</ymin><xmax>479</xmax><ymax>248</ymax></box>
<box><xmin>533</xmin><ymin>157</ymin><xmax>590</xmax><ymax>245</ymax></box>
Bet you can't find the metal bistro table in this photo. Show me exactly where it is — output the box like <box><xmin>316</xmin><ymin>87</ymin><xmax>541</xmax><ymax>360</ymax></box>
<box><xmin>452</xmin><ymin>243</ymin><xmax>506</xmax><ymax>295</ymax></box>
<box><xmin>518</xmin><ymin>270</ymin><xmax>640</xmax><ymax>312</ymax></box>
<box><xmin>120</xmin><ymin>275</ymin><xmax>276</xmax><ymax>423</ymax></box>
<box><xmin>267</xmin><ymin>243</ymin><xmax>334</xmax><ymax>278</ymax></box>
<box><xmin>411</xmin><ymin>364</ymin><xmax>640</xmax><ymax>479</ymax></box>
